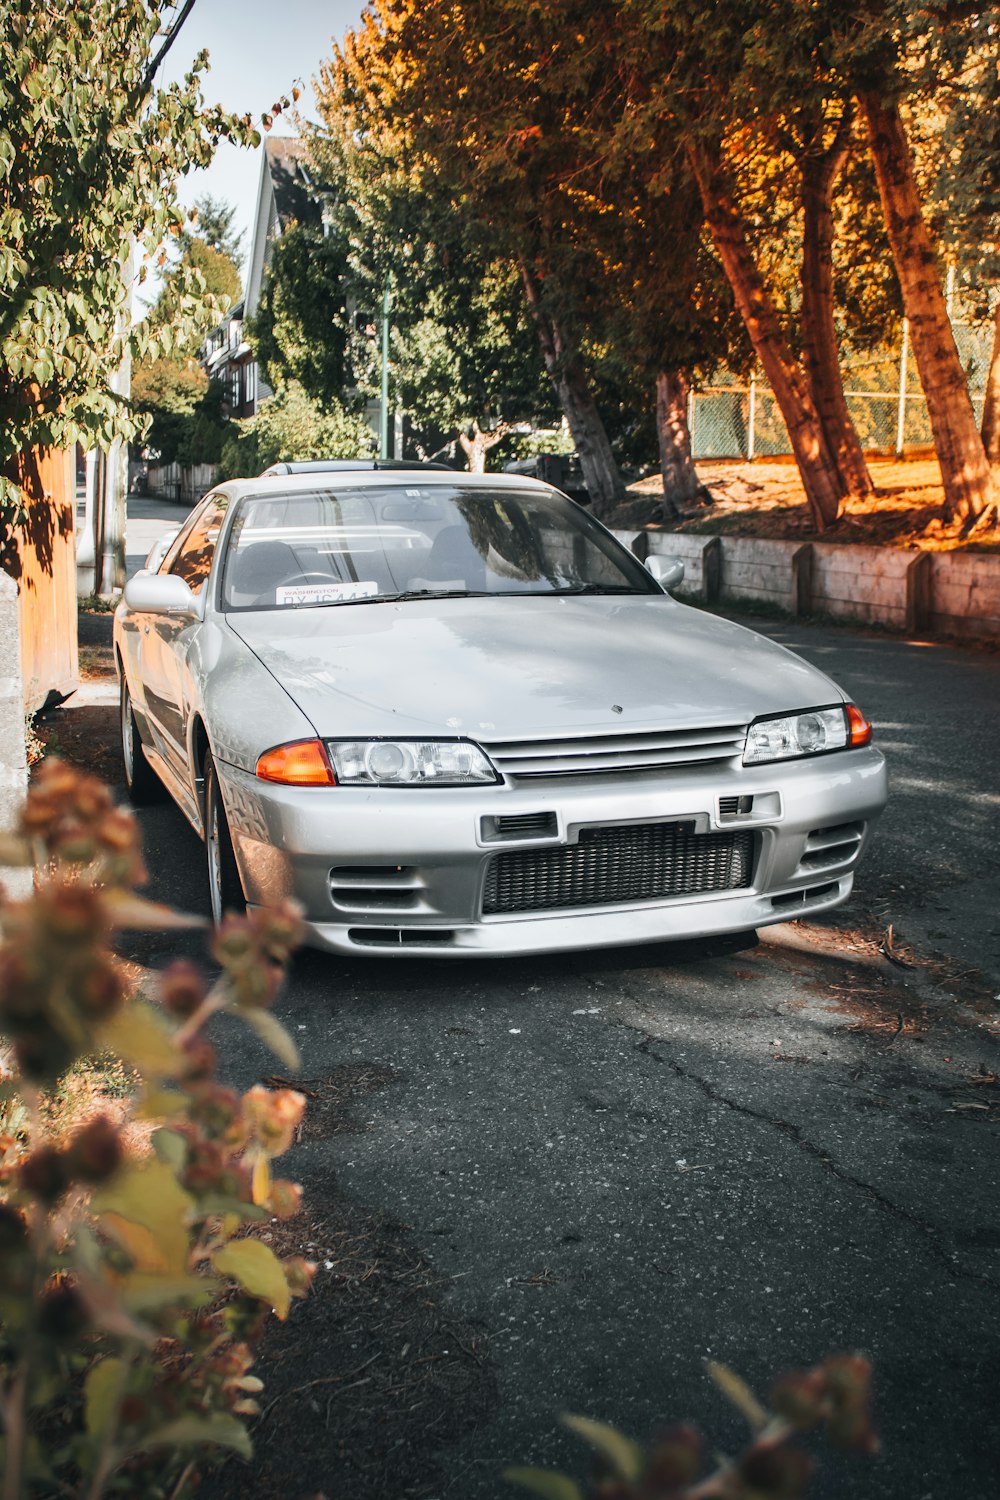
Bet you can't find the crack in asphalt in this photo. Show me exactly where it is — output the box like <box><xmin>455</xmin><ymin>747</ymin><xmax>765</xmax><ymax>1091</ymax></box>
<box><xmin>629</xmin><ymin>1027</ymin><xmax>1000</xmax><ymax>1293</ymax></box>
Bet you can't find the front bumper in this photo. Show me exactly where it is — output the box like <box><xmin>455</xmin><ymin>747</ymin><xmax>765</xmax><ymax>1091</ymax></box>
<box><xmin>216</xmin><ymin>747</ymin><xmax>887</xmax><ymax>958</ymax></box>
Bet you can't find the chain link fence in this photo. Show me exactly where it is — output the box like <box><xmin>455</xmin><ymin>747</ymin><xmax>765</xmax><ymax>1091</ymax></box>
<box><xmin>690</xmin><ymin>315</ymin><xmax>994</xmax><ymax>461</ymax></box>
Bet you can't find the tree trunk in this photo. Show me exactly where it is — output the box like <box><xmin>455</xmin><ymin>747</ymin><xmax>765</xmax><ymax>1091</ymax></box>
<box><xmin>655</xmin><ymin>369</ymin><xmax>710</xmax><ymax>519</ymax></box>
<box><xmin>799</xmin><ymin>110</ymin><xmax>875</xmax><ymax>502</ymax></box>
<box><xmin>458</xmin><ymin>420</ymin><xmax>509</xmax><ymax>474</ymax></box>
<box><xmin>980</xmin><ymin>300</ymin><xmax>1000</xmax><ymax>466</ymax></box>
<box><xmin>689</xmin><ymin>142</ymin><xmax>844</xmax><ymax>531</ymax></box>
<box><xmin>518</xmin><ymin>258</ymin><xmax>626</xmax><ymax>518</ymax></box>
<box><xmin>862</xmin><ymin>92</ymin><xmax>995</xmax><ymax>523</ymax></box>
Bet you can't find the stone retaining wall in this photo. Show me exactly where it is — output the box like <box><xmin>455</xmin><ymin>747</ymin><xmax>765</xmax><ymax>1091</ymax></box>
<box><xmin>615</xmin><ymin>530</ymin><xmax>1000</xmax><ymax>640</ymax></box>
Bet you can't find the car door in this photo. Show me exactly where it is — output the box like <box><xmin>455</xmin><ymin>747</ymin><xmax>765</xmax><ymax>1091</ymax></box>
<box><xmin>120</xmin><ymin>525</ymin><xmax>184</xmax><ymax>724</ymax></box>
<box><xmin>141</xmin><ymin>493</ymin><xmax>230</xmax><ymax>785</ymax></box>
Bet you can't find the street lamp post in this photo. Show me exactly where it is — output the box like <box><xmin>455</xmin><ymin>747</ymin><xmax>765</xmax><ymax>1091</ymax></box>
<box><xmin>379</xmin><ymin>280</ymin><xmax>391</xmax><ymax>460</ymax></box>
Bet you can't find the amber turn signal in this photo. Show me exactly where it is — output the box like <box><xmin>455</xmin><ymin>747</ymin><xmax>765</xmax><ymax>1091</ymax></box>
<box><xmin>846</xmin><ymin>704</ymin><xmax>873</xmax><ymax>747</ymax></box>
<box><xmin>255</xmin><ymin>739</ymin><xmax>335</xmax><ymax>786</ymax></box>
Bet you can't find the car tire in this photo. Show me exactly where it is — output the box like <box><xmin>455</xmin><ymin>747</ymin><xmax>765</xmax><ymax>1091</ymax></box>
<box><xmin>120</xmin><ymin>677</ymin><xmax>165</xmax><ymax>805</ymax></box>
<box><xmin>204</xmin><ymin>750</ymin><xmax>247</xmax><ymax>924</ymax></box>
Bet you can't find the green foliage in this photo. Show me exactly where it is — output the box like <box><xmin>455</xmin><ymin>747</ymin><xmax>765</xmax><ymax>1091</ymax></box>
<box><xmin>306</xmin><ymin>109</ymin><xmax>557</xmax><ymax>466</ymax></box>
<box><xmin>322</xmin><ymin>0</ymin><xmax>1000</xmax><ymax>522</ymax></box>
<box><xmin>132</xmin><ymin>358</ymin><xmax>225</xmax><ymax>467</ymax></box>
<box><xmin>185</xmin><ymin>193</ymin><xmax>244</xmax><ymax>267</ymax></box>
<box><xmin>217</xmin><ymin>380</ymin><xmax>375</xmax><ymax>478</ymax></box>
<box><xmin>131</xmin><ymin>356</ymin><xmax>206</xmax><ymax>465</ymax></box>
<box><xmin>506</xmin><ymin>1354</ymin><xmax>877</xmax><ymax>1500</ymax></box>
<box><xmin>132</xmin><ymin>195</ymin><xmax>243</xmax><ymax>469</ymax></box>
<box><xmin>0</xmin><ymin>0</ymin><xmax>260</xmax><ymax>521</ymax></box>
<box><xmin>131</xmin><ymin>357</ymin><xmax>207</xmax><ymax>419</ymax></box>
<box><xmin>0</xmin><ymin>759</ymin><xmax>313</xmax><ymax>1498</ymax></box>
<box><xmin>504</xmin><ymin>427</ymin><xmax>575</xmax><ymax>461</ymax></box>
<box><xmin>175</xmin><ymin>237</ymin><xmax>242</xmax><ymax>314</ymax></box>
<box><xmin>249</xmin><ymin>224</ymin><xmax>351</xmax><ymax>409</ymax></box>
<box><xmin>384</xmin><ymin>271</ymin><xmax>555</xmax><ymax>468</ymax></box>
<box><xmin>144</xmin><ymin>217</ymin><xmax>242</xmax><ymax>356</ymax></box>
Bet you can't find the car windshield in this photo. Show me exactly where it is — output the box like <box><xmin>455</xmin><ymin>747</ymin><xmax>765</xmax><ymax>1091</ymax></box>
<box><xmin>220</xmin><ymin>485</ymin><xmax>659</xmax><ymax>611</ymax></box>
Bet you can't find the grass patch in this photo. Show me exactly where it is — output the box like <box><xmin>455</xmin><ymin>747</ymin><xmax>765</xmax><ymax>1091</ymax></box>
<box><xmin>78</xmin><ymin>593</ymin><xmax>117</xmax><ymax>614</ymax></box>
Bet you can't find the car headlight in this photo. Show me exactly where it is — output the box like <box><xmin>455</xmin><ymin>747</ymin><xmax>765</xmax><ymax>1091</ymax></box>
<box><xmin>743</xmin><ymin>704</ymin><xmax>872</xmax><ymax>765</ymax></box>
<box><xmin>326</xmin><ymin>739</ymin><xmax>499</xmax><ymax>786</ymax></box>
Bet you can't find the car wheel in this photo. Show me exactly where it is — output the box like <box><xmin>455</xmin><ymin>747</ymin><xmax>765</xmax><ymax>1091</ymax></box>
<box><xmin>120</xmin><ymin>677</ymin><xmax>164</xmax><ymax>804</ymax></box>
<box><xmin>204</xmin><ymin>750</ymin><xmax>246</xmax><ymax>924</ymax></box>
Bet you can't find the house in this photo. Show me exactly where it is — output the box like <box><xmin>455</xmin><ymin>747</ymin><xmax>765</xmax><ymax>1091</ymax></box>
<box><xmin>204</xmin><ymin>138</ymin><xmax>324</xmax><ymax>418</ymax></box>
<box><xmin>203</xmin><ymin>298</ymin><xmax>257</xmax><ymax>418</ymax></box>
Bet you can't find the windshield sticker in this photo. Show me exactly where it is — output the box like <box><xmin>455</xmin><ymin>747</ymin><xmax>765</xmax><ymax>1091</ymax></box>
<box><xmin>275</xmin><ymin>580</ymin><xmax>380</xmax><ymax>605</ymax></box>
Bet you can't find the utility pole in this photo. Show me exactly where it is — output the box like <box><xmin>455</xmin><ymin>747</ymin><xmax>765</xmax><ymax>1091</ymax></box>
<box><xmin>379</xmin><ymin>281</ymin><xmax>391</xmax><ymax>460</ymax></box>
<box><xmin>896</xmin><ymin>318</ymin><xmax>909</xmax><ymax>457</ymax></box>
<box><xmin>90</xmin><ymin>242</ymin><xmax>133</xmax><ymax>597</ymax></box>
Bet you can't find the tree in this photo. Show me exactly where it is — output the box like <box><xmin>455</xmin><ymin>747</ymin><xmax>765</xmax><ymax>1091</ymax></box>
<box><xmin>928</xmin><ymin>26</ymin><xmax>1000</xmax><ymax>467</ymax></box>
<box><xmin>131</xmin><ymin>355</ymin><xmax>207</xmax><ymax>464</ymax></box>
<box><xmin>327</xmin><ymin>1</ymin><xmax>876</xmax><ymax>528</ymax></box>
<box><xmin>0</xmin><ymin>0</ymin><xmax>260</xmax><ymax>525</ymax></box>
<box><xmin>836</xmin><ymin>0</ymin><xmax>997</xmax><ymax>523</ymax></box>
<box><xmin>323</xmin><ymin>2</ymin><xmax>630</xmax><ymax>516</ymax></box>
<box><xmin>610</xmin><ymin>0</ymin><xmax>883</xmax><ymax>529</ymax></box>
<box><xmin>395</xmin><ymin>271</ymin><xmax>556</xmax><ymax>471</ymax></box>
<box><xmin>132</xmin><ymin>194</ymin><xmax>245</xmax><ymax>474</ymax></box>
<box><xmin>131</xmin><ymin>358</ymin><xmax>225</xmax><ymax>466</ymax></box>
<box><xmin>249</xmin><ymin>224</ymin><xmax>351</xmax><ymax>410</ymax></box>
<box><xmin>171</xmin><ymin>236</ymin><xmax>241</xmax><ymax>311</ymax></box>
<box><xmin>557</xmin><ymin>138</ymin><xmax>742</xmax><ymax>516</ymax></box>
<box><xmin>186</xmin><ymin>191</ymin><xmax>244</xmax><ymax>265</ymax></box>
<box><xmin>217</xmin><ymin>380</ymin><xmax>375</xmax><ymax>478</ymax></box>
<box><xmin>303</xmin><ymin>98</ymin><xmax>557</xmax><ymax>472</ymax></box>
<box><xmin>861</xmin><ymin>90</ymin><xmax>995</xmax><ymax>524</ymax></box>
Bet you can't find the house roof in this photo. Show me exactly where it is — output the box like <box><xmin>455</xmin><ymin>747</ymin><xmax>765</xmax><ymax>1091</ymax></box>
<box><xmin>265</xmin><ymin>138</ymin><xmax>323</xmax><ymax>232</ymax></box>
<box><xmin>245</xmin><ymin>135</ymin><xmax>326</xmax><ymax>317</ymax></box>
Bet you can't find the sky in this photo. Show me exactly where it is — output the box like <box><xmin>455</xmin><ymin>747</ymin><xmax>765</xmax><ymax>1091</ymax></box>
<box><xmin>168</xmin><ymin>0</ymin><xmax>364</xmax><ymax>274</ymax></box>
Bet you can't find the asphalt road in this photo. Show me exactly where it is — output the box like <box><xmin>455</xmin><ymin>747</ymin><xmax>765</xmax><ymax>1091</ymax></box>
<box><xmin>123</xmin><ymin>491</ymin><xmax>188</xmax><ymax>578</ymax></box>
<box><xmin>107</xmin><ymin>495</ymin><xmax>1000</xmax><ymax>1500</ymax></box>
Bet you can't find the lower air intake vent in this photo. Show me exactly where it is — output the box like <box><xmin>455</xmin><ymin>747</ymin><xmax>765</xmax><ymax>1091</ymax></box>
<box><xmin>796</xmin><ymin>822</ymin><xmax>864</xmax><ymax>872</ymax></box>
<box><xmin>482</xmin><ymin>821</ymin><xmax>753</xmax><ymax>915</ymax></box>
<box><xmin>348</xmin><ymin>927</ymin><xmax>455</xmax><ymax>947</ymax></box>
<box><xmin>481</xmin><ymin>811</ymin><xmax>558</xmax><ymax>842</ymax></box>
<box><xmin>329</xmin><ymin>865</ymin><xmax>419</xmax><ymax>914</ymax></box>
<box><xmin>770</xmin><ymin>881</ymin><xmax>839</xmax><ymax>911</ymax></box>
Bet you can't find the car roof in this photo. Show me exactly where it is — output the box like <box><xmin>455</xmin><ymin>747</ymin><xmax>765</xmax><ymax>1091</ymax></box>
<box><xmin>215</xmin><ymin>470</ymin><xmax>556</xmax><ymax>500</ymax></box>
<box><xmin>261</xmin><ymin>459</ymin><xmax>455</xmax><ymax>475</ymax></box>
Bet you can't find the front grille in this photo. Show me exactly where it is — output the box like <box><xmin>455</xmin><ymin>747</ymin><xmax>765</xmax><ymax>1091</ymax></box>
<box><xmin>482</xmin><ymin>821</ymin><xmax>754</xmax><ymax>915</ymax></box>
<box><xmin>482</xmin><ymin>724</ymin><xmax>747</xmax><ymax>780</ymax></box>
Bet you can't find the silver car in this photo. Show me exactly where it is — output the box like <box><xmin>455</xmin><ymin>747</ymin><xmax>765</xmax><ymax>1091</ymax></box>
<box><xmin>114</xmin><ymin>471</ymin><xmax>887</xmax><ymax>956</ymax></box>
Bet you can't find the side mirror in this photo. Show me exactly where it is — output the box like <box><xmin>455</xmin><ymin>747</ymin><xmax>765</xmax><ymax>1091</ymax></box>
<box><xmin>645</xmin><ymin>554</ymin><xmax>685</xmax><ymax>592</ymax></box>
<box><xmin>124</xmin><ymin>572</ymin><xmax>202</xmax><ymax>619</ymax></box>
<box><xmin>144</xmin><ymin>527</ymin><xmax>181</xmax><ymax>573</ymax></box>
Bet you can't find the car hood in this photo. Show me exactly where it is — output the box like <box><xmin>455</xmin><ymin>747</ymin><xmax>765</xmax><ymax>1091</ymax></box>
<box><xmin>227</xmin><ymin>595</ymin><xmax>843</xmax><ymax>741</ymax></box>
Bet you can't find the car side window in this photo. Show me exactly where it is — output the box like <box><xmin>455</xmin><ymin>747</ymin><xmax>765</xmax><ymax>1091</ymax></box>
<box><xmin>157</xmin><ymin>496</ymin><xmax>212</xmax><ymax>576</ymax></box>
<box><xmin>163</xmin><ymin>494</ymin><xmax>230</xmax><ymax>596</ymax></box>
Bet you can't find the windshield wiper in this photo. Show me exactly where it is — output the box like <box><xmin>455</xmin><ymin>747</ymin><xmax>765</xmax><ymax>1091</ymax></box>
<box><xmin>549</xmin><ymin>583</ymin><xmax>645</xmax><ymax>595</ymax></box>
<box><xmin>382</xmin><ymin>588</ymin><xmax>494</xmax><ymax>601</ymax></box>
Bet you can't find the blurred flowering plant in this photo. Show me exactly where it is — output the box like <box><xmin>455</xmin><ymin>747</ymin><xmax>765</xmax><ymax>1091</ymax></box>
<box><xmin>507</xmin><ymin>1354</ymin><xmax>877</xmax><ymax>1500</ymax></box>
<box><xmin>0</xmin><ymin>761</ymin><xmax>312</xmax><ymax>1499</ymax></box>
